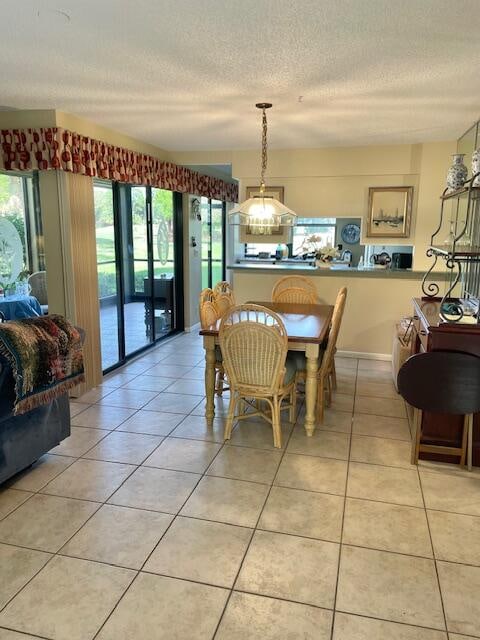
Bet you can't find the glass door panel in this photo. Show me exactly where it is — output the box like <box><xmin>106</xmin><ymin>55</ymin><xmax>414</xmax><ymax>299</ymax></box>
<box><xmin>201</xmin><ymin>196</ymin><xmax>210</xmax><ymax>289</ymax></box>
<box><xmin>95</xmin><ymin>183</ymin><xmax>181</xmax><ymax>372</ymax></box>
<box><xmin>152</xmin><ymin>188</ymin><xmax>175</xmax><ymax>337</ymax></box>
<box><xmin>124</xmin><ymin>186</ymin><xmax>152</xmax><ymax>356</ymax></box>
<box><xmin>94</xmin><ymin>181</ymin><xmax>120</xmax><ymax>370</ymax></box>
<box><xmin>201</xmin><ymin>197</ymin><xmax>225</xmax><ymax>289</ymax></box>
<box><xmin>211</xmin><ymin>199</ymin><xmax>224</xmax><ymax>286</ymax></box>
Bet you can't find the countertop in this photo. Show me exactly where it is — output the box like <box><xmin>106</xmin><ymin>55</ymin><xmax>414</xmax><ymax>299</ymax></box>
<box><xmin>227</xmin><ymin>263</ymin><xmax>444</xmax><ymax>279</ymax></box>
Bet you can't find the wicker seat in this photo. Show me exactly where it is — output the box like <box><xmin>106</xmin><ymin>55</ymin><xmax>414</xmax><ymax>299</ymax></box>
<box><xmin>293</xmin><ymin>287</ymin><xmax>347</xmax><ymax>422</ymax></box>
<box><xmin>213</xmin><ymin>281</ymin><xmax>235</xmax><ymax>317</ymax></box>
<box><xmin>219</xmin><ymin>304</ymin><xmax>296</xmax><ymax>448</ymax></box>
<box><xmin>199</xmin><ymin>288</ymin><xmax>227</xmax><ymax>395</ymax></box>
<box><xmin>272</xmin><ymin>276</ymin><xmax>319</xmax><ymax>305</ymax></box>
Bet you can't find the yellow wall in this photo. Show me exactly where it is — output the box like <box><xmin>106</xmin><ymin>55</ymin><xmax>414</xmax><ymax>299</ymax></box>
<box><xmin>0</xmin><ymin>110</ymin><xmax>57</xmax><ymax>128</ymax></box>
<box><xmin>0</xmin><ymin>109</ymin><xmax>458</xmax><ymax>358</ymax></box>
<box><xmin>232</xmin><ymin>270</ymin><xmax>421</xmax><ymax>357</ymax></box>
<box><xmin>0</xmin><ymin>110</ymin><xmax>170</xmax><ymax>161</ymax></box>
<box><xmin>55</xmin><ymin>111</ymin><xmax>171</xmax><ymax>161</ymax></box>
<box><xmin>172</xmin><ymin>141</ymin><xmax>456</xmax><ymax>271</ymax></box>
<box><xmin>172</xmin><ymin>140</ymin><xmax>458</xmax><ymax>355</ymax></box>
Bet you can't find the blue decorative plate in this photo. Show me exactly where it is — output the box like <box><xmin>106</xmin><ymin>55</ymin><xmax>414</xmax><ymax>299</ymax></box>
<box><xmin>341</xmin><ymin>223</ymin><xmax>361</xmax><ymax>244</ymax></box>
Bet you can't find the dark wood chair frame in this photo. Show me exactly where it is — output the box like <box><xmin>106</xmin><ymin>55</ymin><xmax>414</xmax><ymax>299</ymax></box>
<box><xmin>398</xmin><ymin>350</ymin><xmax>480</xmax><ymax>470</ymax></box>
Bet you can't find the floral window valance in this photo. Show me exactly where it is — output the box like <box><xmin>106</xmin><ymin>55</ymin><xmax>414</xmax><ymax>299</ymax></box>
<box><xmin>0</xmin><ymin>127</ymin><xmax>238</xmax><ymax>202</ymax></box>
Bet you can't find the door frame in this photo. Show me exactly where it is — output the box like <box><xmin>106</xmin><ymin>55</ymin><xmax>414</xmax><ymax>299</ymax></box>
<box><xmin>202</xmin><ymin>198</ymin><xmax>226</xmax><ymax>289</ymax></box>
<box><xmin>97</xmin><ymin>181</ymin><xmax>184</xmax><ymax>373</ymax></box>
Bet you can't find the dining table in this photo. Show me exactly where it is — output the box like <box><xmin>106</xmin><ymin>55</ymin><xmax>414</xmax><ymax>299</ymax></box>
<box><xmin>0</xmin><ymin>294</ymin><xmax>42</xmax><ymax>321</ymax></box>
<box><xmin>199</xmin><ymin>301</ymin><xmax>334</xmax><ymax>436</ymax></box>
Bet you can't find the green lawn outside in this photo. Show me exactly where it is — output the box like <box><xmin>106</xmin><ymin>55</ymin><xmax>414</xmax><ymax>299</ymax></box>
<box><xmin>96</xmin><ymin>225</ymin><xmax>223</xmax><ymax>297</ymax></box>
<box><xmin>96</xmin><ymin>225</ymin><xmax>222</xmax><ymax>264</ymax></box>
<box><xmin>98</xmin><ymin>262</ymin><xmax>223</xmax><ymax>298</ymax></box>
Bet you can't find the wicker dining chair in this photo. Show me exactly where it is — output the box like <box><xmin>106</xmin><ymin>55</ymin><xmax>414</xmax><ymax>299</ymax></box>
<box><xmin>329</xmin><ymin>285</ymin><xmax>347</xmax><ymax>391</ymax></box>
<box><xmin>199</xmin><ymin>288</ymin><xmax>227</xmax><ymax>395</ymax></box>
<box><xmin>219</xmin><ymin>304</ymin><xmax>296</xmax><ymax>448</ymax></box>
<box><xmin>213</xmin><ymin>281</ymin><xmax>235</xmax><ymax>317</ymax></box>
<box><xmin>294</xmin><ymin>287</ymin><xmax>347</xmax><ymax>422</ymax></box>
<box><xmin>271</xmin><ymin>276</ymin><xmax>319</xmax><ymax>304</ymax></box>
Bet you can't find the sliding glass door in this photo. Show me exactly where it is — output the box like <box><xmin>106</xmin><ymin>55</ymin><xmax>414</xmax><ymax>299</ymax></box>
<box><xmin>94</xmin><ymin>181</ymin><xmax>182</xmax><ymax>372</ymax></box>
<box><xmin>94</xmin><ymin>181</ymin><xmax>121</xmax><ymax>370</ymax></box>
<box><xmin>201</xmin><ymin>197</ymin><xmax>226</xmax><ymax>289</ymax></box>
<box><xmin>124</xmin><ymin>186</ymin><xmax>152</xmax><ymax>355</ymax></box>
<box><xmin>151</xmin><ymin>187</ymin><xmax>175</xmax><ymax>337</ymax></box>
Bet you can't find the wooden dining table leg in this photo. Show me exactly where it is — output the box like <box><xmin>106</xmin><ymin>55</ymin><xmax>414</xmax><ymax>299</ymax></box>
<box><xmin>203</xmin><ymin>335</ymin><xmax>216</xmax><ymax>425</ymax></box>
<box><xmin>304</xmin><ymin>343</ymin><xmax>319</xmax><ymax>436</ymax></box>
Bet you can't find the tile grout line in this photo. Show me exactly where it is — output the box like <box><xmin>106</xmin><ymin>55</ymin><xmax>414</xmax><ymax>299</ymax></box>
<box><xmin>20</xmin><ymin>477</ymin><xmax>480</xmax><ymax>523</ymax></box>
<box><xmin>416</xmin><ymin>462</ymin><xmax>450</xmax><ymax>635</ymax></box>
<box><xmin>0</xmin><ymin>496</ymin><xmax>105</xmax><ymax>621</ymax></box>
<box><xmin>101</xmin><ymin>348</ymin><xmax>478</xmax><ymax>636</ymax></box>
<box><xmin>0</xmin><ymin>405</ymin><xmax>159</xmax><ymax>617</ymax></box>
<box><xmin>210</xmin><ymin>398</ymin><xmax>304</xmax><ymax>639</ymax></box>
<box><xmin>89</xmin><ymin>402</ymin><xmax>240</xmax><ymax>640</ymax></box>
<box><xmin>0</xmin><ymin>624</ymin><xmax>51</xmax><ymax>640</ymax></box>
<box><xmin>5</xmin><ymin>513</ymin><xmax>480</xmax><ymax>573</ymax></box>
<box><xmin>0</xmin><ymin>395</ymin><xmax>186</xmax><ymax>622</ymax></box>
<box><xmin>402</xmin><ymin>383</ymin><xmax>453</xmax><ymax>637</ymax></box>
<box><xmin>328</xmin><ymin>356</ymin><xmax>358</xmax><ymax>640</ymax></box>
<box><xmin>2</xmin><ymin>345</ymin><xmax>476</xmax><ymax>637</ymax></box>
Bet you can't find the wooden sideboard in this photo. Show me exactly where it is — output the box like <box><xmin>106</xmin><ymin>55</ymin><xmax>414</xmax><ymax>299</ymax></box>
<box><xmin>411</xmin><ymin>298</ymin><xmax>480</xmax><ymax>466</ymax></box>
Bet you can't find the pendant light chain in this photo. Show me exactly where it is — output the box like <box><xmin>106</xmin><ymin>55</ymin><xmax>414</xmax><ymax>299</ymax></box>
<box><xmin>260</xmin><ymin>106</ymin><xmax>268</xmax><ymax>193</ymax></box>
<box><xmin>227</xmin><ymin>102</ymin><xmax>296</xmax><ymax>231</ymax></box>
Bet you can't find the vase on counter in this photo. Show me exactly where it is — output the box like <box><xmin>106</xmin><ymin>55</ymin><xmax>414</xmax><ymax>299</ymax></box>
<box><xmin>472</xmin><ymin>149</ymin><xmax>480</xmax><ymax>186</ymax></box>
<box><xmin>315</xmin><ymin>259</ymin><xmax>331</xmax><ymax>269</ymax></box>
<box><xmin>446</xmin><ymin>153</ymin><xmax>468</xmax><ymax>191</ymax></box>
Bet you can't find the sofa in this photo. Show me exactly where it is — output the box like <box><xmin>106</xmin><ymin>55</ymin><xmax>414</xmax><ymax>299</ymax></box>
<box><xmin>0</xmin><ymin>356</ymin><xmax>71</xmax><ymax>485</ymax></box>
<box><xmin>0</xmin><ymin>324</ymin><xmax>84</xmax><ymax>485</ymax></box>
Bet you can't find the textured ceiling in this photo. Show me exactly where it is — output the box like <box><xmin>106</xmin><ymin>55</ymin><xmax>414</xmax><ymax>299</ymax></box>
<box><xmin>0</xmin><ymin>0</ymin><xmax>479</xmax><ymax>151</ymax></box>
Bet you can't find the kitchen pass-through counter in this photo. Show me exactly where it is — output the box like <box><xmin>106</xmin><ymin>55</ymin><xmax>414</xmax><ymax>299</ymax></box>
<box><xmin>228</xmin><ymin>263</ymin><xmax>449</xmax><ymax>357</ymax></box>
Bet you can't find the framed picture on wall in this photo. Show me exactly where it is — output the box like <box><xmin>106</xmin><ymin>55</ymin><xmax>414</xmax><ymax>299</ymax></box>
<box><xmin>246</xmin><ymin>185</ymin><xmax>284</xmax><ymax>202</ymax></box>
<box><xmin>245</xmin><ymin>186</ymin><xmax>285</xmax><ymax>235</ymax></box>
<box><xmin>366</xmin><ymin>186</ymin><xmax>413</xmax><ymax>238</ymax></box>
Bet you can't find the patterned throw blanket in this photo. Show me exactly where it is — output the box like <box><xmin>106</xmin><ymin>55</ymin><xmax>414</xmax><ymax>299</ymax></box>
<box><xmin>0</xmin><ymin>315</ymin><xmax>84</xmax><ymax>415</ymax></box>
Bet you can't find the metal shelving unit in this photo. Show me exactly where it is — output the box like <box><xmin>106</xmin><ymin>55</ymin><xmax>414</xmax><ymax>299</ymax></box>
<box><xmin>422</xmin><ymin>175</ymin><xmax>480</xmax><ymax>322</ymax></box>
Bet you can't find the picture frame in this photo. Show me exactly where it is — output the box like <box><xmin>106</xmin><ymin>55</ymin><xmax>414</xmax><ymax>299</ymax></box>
<box><xmin>245</xmin><ymin>185</ymin><xmax>285</xmax><ymax>235</ymax></box>
<box><xmin>246</xmin><ymin>185</ymin><xmax>285</xmax><ymax>202</ymax></box>
<box><xmin>366</xmin><ymin>186</ymin><xmax>413</xmax><ymax>238</ymax></box>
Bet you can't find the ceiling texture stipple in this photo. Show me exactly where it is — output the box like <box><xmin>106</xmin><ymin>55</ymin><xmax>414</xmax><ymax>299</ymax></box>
<box><xmin>0</xmin><ymin>0</ymin><xmax>479</xmax><ymax>151</ymax></box>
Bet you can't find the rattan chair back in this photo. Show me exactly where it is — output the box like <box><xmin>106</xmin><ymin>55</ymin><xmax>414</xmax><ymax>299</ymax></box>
<box><xmin>214</xmin><ymin>281</ymin><xmax>234</xmax><ymax>297</ymax></box>
<box><xmin>219</xmin><ymin>304</ymin><xmax>288</xmax><ymax>395</ymax></box>
<box><xmin>28</xmin><ymin>271</ymin><xmax>48</xmax><ymax>305</ymax></box>
<box><xmin>271</xmin><ymin>276</ymin><xmax>319</xmax><ymax>304</ymax></box>
<box><xmin>321</xmin><ymin>287</ymin><xmax>347</xmax><ymax>376</ymax></box>
<box><xmin>213</xmin><ymin>281</ymin><xmax>235</xmax><ymax>316</ymax></box>
<box><xmin>199</xmin><ymin>288</ymin><xmax>219</xmax><ymax>330</ymax></box>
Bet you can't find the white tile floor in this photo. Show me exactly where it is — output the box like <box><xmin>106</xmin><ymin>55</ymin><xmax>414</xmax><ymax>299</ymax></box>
<box><xmin>1</xmin><ymin>331</ymin><xmax>480</xmax><ymax>639</ymax></box>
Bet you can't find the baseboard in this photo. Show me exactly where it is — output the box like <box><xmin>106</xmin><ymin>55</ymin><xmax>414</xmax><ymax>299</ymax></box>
<box><xmin>184</xmin><ymin>322</ymin><xmax>200</xmax><ymax>333</ymax></box>
<box><xmin>337</xmin><ymin>350</ymin><xmax>392</xmax><ymax>361</ymax></box>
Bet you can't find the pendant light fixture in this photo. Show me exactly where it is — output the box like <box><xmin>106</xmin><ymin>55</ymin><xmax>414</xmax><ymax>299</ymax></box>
<box><xmin>229</xmin><ymin>103</ymin><xmax>297</xmax><ymax>234</ymax></box>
